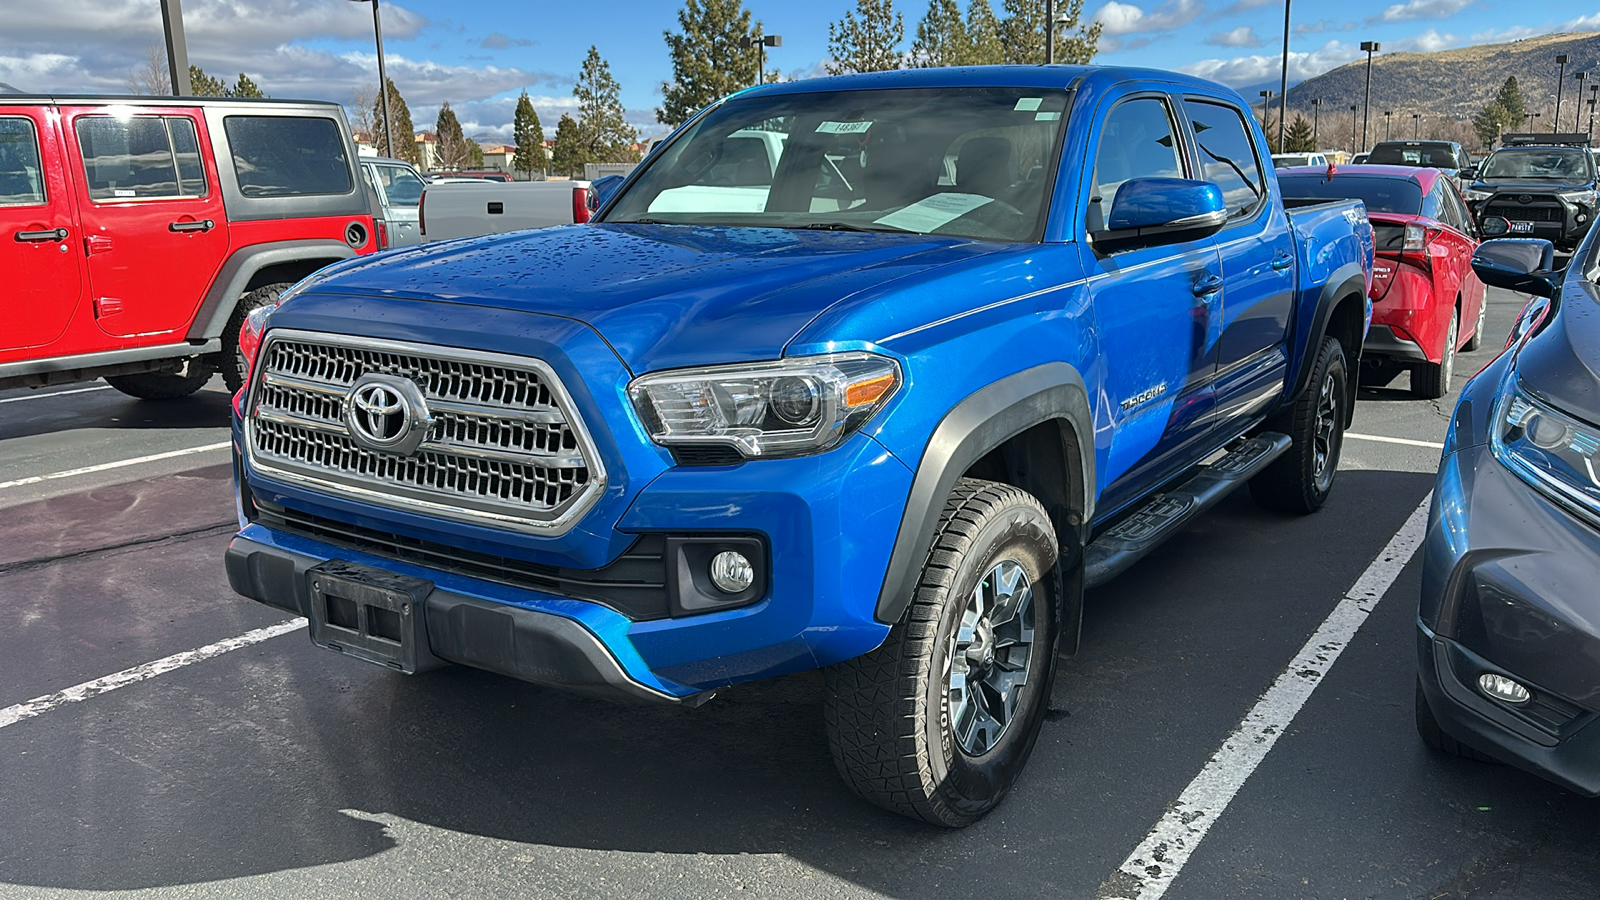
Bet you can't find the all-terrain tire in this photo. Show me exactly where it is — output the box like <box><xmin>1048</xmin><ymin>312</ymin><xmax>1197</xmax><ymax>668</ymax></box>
<box><xmin>1249</xmin><ymin>335</ymin><xmax>1348</xmax><ymax>514</ymax></box>
<box><xmin>1412</xmin><ymin>307</ymin><xmax>1458</xmax><ymax>400</ymax></box>
<box><xmin>824</xmin><ymin>478</ymin><xmax>1062</xmax><ymax>827</ymax></box>
<box><xmin>104</xmin><ymin>365</ymin><xmax>210</xmax><ymax>400</ymax></box>
<box><xmin>220</xmin><ymin>283</ymin><xmax>292</xmax><ymax>393</ymax></box>
<box><xmin>1462</xmin><ymin>295</ymin><xmax>1488</xmax><ymax>352</ymax></box>
<box><xmin>1415</xmin><ymin>677</ymin><xmax>1500</xmax><ymax>764</ymax></box>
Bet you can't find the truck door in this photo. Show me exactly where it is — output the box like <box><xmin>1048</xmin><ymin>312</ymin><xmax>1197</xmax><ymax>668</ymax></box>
<box><xmin>1081</xmin><ymin>93</ymin><xmax>1222</xmax><ymax>517</ymax></box>
<box><xmin>62</xmin><ymin>107</ymin><xmax>230</xmax><ymax>340</ymax></box>
<box><xmin>0</xmin><ymin>106</ymin><xmax>83</xmax><ymax>354</ymax></box>
<box><xmin>1180</xmin><ymin>98</ymin><xmax>1294</xmax><ymax>423</ymax></box>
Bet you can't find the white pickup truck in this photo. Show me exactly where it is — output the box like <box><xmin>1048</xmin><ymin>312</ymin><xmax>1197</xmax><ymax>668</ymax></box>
<box><xmin>419</xmin><ymin>180</ymin><xmax>594</xmax><ymax>241</ymax></box>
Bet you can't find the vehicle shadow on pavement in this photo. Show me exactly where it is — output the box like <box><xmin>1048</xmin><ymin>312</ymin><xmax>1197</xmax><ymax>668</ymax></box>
<box><xmin>0</xmin><ymin>385</ymin><xmax>234</xmax><ymax>443</ymax></box>
<box><xmin>1</xmin><ymin>471</ymin><xmax>1593</xmax><ymax>897</ymax></box>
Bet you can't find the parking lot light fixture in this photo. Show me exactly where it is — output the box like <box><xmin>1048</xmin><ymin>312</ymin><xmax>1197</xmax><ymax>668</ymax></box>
<box><xmin>1356</xmin><ymin>42</ymin><xmax>1382</xmax><ymax>149</ymax></box>
<box><xmin>1383</xmin><ymin>110</ymin><xmax>1392</xmax><ymax>141</ymax></box>
<box><xmin>740</xmin><ymin>33</ymin><xmax>782</xmax><ymax>85</ymax></box>
<box><xmin>1525</xmin><ymin>111</ymin><xmax>1541</xmax><ymax>130</ymax></box>
<box><xmin>1311</xmin><ymin>98</ymin><xmax>1320</xmax><ymax>146</ymax></box>
<box><xmin>1260</xmin><ymin>89</ymin><xmax>1274</xmax><ymax>141</ymax></box>
<box><xmin>1556</xmin><ymin>54</ymin><xmax>1570</xmax><ymax>132</ymax></box>
<box><xmin>1576</xmin><ymin>72</ymin><xmax>1588</xmax><ymax>131</ymax></box>
<box><xmin>1412</xmin><ymin>112</ymin><xmax>1419</xmax><ymax>139</ymax></box>
<box><xmin>350</xmin><ymin>0</ymin><xmax>393</xmax><ymax>159</ymax></box>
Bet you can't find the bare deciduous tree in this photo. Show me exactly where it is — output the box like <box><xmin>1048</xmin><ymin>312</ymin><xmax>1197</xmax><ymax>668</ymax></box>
<box><xmin>127</xmin><ymin>44</ymin><xmax>171</xmax><ymax>95</ymax></box>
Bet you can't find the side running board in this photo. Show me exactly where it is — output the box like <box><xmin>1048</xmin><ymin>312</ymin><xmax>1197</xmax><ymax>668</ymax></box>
<box><xmin>1083</xmin><ymin>432</ymin><xmax>1292</xmax><ymax>589</ymax></box>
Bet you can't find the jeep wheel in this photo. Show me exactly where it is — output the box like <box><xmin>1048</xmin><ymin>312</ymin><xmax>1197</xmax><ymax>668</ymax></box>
<box><xmin>824</xmin><ymin>478</ymin><xmax>1061</xmax><ymax>827</ymax></box>
<box><xmin>1250</xmin><ymin>335</ymin><xmax>1348</xmax><ymax>514</ymax></box>
<box><xmin>105</xmin><ymin>363</ymin><xmax>211</xmax><ymax>401</ymax></box>
<box><xmin>1412</xmin><ymin>308</ymin><xmax>1457</xmax><ymax>400</ymax></box>
<box><xmin>1462</xmin><ymin>295</ymin><xmax>1488</xmax><ymax>352</ymax></box>
<box><xmin>221</xmin><ymin>283</ymin><xmax>292</xmax><ymax>393</ymax></box>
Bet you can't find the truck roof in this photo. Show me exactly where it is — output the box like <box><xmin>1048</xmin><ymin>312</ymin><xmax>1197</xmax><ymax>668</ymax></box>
<box><xmin>1</xmin><ymin>93</ymin><xmax>343</xmax><ymax>109</ymax></box>
<box><xmin>732</xmin><ymin>64</ymin><xmax>1244</xmax><ymax>102</ymax></box>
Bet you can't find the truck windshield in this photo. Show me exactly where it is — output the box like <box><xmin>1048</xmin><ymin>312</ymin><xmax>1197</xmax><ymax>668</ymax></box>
<box><xmin>1480</xmin><ymin>148</ymin><xmax>1592</xmax><ymax>181</ymax></box>
<box><xmin>603</xmin><ymin>87</ymin><xmax>1070</xmax><ymax>242</ymax></box>
<box><xmin>1276</xmin><ymin>174</ymin><xmax>1422</xmax><ymax>214</ymax></box>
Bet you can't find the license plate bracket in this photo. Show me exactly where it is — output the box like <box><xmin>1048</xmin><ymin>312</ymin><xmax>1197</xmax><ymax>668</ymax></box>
<box><xmin>306</xmin><ymin>560</ymin><xmax>442</xmax><ymax>674</ymax></box>
<box><xmin>1509</xmin><ymin>220</ymin><xmax>1535</xmax><ymax>233</ymax></box>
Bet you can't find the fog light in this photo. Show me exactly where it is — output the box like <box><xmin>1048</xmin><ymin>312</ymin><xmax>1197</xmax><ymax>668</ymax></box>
<box><xmin>1478</xmin><ymin>672</ymin><xmax>1532</xmax><ymax>705</ymax></box>
<box><xmin>709</xmin><ymin>551</ymin><xmax>754</xmax><ymax>594</ymax></box>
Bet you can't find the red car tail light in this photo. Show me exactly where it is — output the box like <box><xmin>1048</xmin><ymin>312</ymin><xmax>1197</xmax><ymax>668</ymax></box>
<box><xmin>573</xmin><ymin>186</ymin><xmax>593</xmax><ymax>224</ymax></box>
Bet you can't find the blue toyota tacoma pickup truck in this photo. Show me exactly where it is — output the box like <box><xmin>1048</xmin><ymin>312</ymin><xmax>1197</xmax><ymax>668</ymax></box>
<box><xmin>224</xmin><ymin>66</ymin><xmax>1373</xmax><ymax>826</ymax></box>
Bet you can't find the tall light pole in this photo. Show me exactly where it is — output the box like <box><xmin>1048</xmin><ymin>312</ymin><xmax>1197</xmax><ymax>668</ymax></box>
<box><xmin>1576</xmin><ymin>71</ymin><xmax>1589</xmax><ymax>131</ymax></box>
<box><xmin>1525</xmin><ymin>111</ymin><xmax>1542</xmax><ymax>129</ymax></box>
<box><xmin>1412</xmin><ymin>112</ymin><xmax>1419</xmax><ymax>139</ymax></box>
<box><xmin>1044</xmin><ymin>0</ymin><xmax>1074</xmax><ymax>65</ymax></box>
<box><xmin>1311</xmin><ymin>98</ymin><xmax>1320</xmax><ymax>148</ymax></box>
<box><xmin>1260</xmin><ymin>90</ymin><xmax>1275</xmax><ymax>146</ymax></box>
<box><xmin>1555</xmin><ymin>53</ymin><xmax>1570</xmax><ymax>132</ymax></box>
<box><xmin>741</xmin><ymin>33</ymin><xmax>782</xmax><ymax>85</ymax></box>
<box><xmin>1383</xmin><ymin>110</ymin><xmax>1392</xmax><ymax>141</ymax></box>
<box><xmin>350</xmin><ymin>0</ymin><xmax>394</xmax><ymax>159</ymax></box>
<box><xmin>1350</xmin><ymin>104</ymin><xmax>1358</xmax><ymax>155</ymax></box>
<box><xmin>1278</xmin><ymin>0</ymin><xmax>1292</xmax><ymax>152</ymax></box>
<box><xmin>1363</xmin><ymin>42</ymin><xmax>1376</xmax><ymax>149</ymax></box>
<box><xmin>1590</xmin><ymin>84</ymin><xmax>1599</xmax><ymax>138</ymax></box>
<box><xmin>159</xmin><ymin>0</ymin><xmax>192</xmax><ymax>96</ymax></box>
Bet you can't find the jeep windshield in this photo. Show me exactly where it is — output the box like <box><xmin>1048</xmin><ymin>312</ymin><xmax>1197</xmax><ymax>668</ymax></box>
<box><xmin>1479</xmin><ymin>147</ymin><xmax>1593</xmax><ymax>181</ymax></box>
<box><xmin>602</xmin><ymin>87</ymin><xmax>1070</xmax><ymax>242</ymax></box>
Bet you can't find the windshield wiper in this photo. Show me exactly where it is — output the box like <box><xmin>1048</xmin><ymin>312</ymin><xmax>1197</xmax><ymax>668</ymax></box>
<box><xmin>794</xmin><ymin>222</ymin><xmax>910</xmax><ymax>233</ymax></box>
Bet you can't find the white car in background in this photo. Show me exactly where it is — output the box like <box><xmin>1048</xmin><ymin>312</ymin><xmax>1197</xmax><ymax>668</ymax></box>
<box><xmin>1272</xmin><ymin>152</ymin><xmax>1329</xmax><ymax>168</ymax></box>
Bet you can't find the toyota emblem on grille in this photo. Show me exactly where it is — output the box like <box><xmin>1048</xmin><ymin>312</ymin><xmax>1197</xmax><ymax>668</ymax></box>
<box><xmin>343</xmin><ymin>374</ymin><xmax>431</xmax><ymax>455</ymax></box>
<box><xmin>1518</xmin><ymin>194</ymin><xmax>1533</xmax><ymax>204</ymax></box>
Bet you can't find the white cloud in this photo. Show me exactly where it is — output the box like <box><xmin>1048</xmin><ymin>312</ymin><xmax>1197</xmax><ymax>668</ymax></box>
<box><xmin>1469</xmin><ymin>26</ymin><xmax>1539</xmax><ymax>42</ymax></box>
<box><xmin>1179</xmin><ymin>39</ymin><xmax>1362</xmax><ymax>88</ymax></box>
<box><xmin>1393</xmin><ymin>29</ymin><xmax>1460</xmax><ymax>52</ymax></box>
<box><xmin>1093</xmin><ymin>0</ymin><xmax>1205</xmax><ymax>37</ymax></box>
<box><xmin>1379</xmin><ymin>0</ymin><xmax>1474</xmax><ymax>23</ymax></box>
<box><xmin>1207</xmin><ymin>26</ymin><xmax>1261</xmax><ymax>48</ymax></box>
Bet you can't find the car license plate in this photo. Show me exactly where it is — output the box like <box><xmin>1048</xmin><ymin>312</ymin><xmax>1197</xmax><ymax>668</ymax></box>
<box><xmin>306</xmin><ymin>560</ymin><xmax>441</xmax><ymax>673</ymax></box>
<box><xmin>1509</xmin><ymin>221</ymin><xmax>1534</xmax><ymax>233</ymax></box>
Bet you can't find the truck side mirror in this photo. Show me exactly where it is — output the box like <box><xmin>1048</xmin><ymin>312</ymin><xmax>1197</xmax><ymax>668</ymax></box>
<box><xmin>591</xmin><ymin>174</ymin><xmax>626</xmax><ymax>212</ymax></box>
<box><xmin>1094</xmin><ymin>178</ymin><xmax>1228</xmax><ymax>252</ymax></box>
<box><xmin>1458</xmin><ymin>166</ymin><xmax>1477</xmax><ymax>180</ymax></box>
<box><xmin>1471</xmin><ymin>238</ymin><xmax>1559</xmax><ymax>298</ymax></box>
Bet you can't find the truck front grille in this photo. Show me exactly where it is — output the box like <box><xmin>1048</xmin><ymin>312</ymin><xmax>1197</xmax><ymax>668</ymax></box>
<box><xmin>1484</xmin><ymin>202</ymin><xmax>1563</xmax><ymax>223</ymax></box>
<box><xmin>245</xmin><ymin>330</ymin><xmax>605</xmax><ymax>535</ymax></box>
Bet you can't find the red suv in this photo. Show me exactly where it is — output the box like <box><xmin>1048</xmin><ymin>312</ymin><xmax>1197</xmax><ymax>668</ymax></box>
<box><xmin>1</xmin><ymin>95</ymin><xmax>377</xmax><ymax>399</ymax></box>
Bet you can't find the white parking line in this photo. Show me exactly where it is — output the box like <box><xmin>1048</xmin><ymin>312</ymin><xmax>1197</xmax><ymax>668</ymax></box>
<box><xmin>1097</xmin><ymin>494</ymin><xmax>1433</xmax><ymax>900</ymax></box>
<box><xmin>1346</xmin><ymin>432</ymin><xmax>1446</xmax><ymax>450</ymax></box>
<box><xmin>0</xmin><ymin>619</ymin><xmax>306</xmax><ymax>731</ymax></box>
<box><xmin>0</xmin><ymin>385</ymin><xmax>113</xmax><ymax>404</ymax></box>
<box><xmin>0</xmin><ymin>441</ymin><xmax>231</xmax><ymax>491</ymax></box>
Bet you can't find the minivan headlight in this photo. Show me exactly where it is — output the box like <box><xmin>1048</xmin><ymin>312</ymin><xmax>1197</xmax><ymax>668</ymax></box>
<box><xmin>629</xmin><ymin>352</ymin><xmax>901</xmax><ymax>459</ymax></box>
<box><xmin>1492</xmin><ymin>380</ymin><xmax>1600</xmax><ymax>516</ymax></box>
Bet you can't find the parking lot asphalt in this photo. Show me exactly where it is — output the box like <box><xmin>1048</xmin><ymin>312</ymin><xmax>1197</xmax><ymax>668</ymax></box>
<box><xmin>2</xmin><ymin>287</ymin><xmax>1598</xmax><ymax>900</ymax></box>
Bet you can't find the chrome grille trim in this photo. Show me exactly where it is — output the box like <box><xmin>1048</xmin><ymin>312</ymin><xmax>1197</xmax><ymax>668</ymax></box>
<box><xmin>244</xmin><ymin>329</ymin><xmax>606</xmax><ymax>536</ymax></box>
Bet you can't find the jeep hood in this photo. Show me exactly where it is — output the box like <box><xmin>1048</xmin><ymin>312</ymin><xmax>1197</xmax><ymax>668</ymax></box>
<box><xmin>305</xmin><ymin>223</ymin><xmax>1000</xmax><ymax>373</ymax></box>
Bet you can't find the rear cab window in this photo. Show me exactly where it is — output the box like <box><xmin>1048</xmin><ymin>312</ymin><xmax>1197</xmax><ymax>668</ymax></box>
<box><xmin>74</xmin><ymin>115</ymin><xmax>209</xmax><ymax>201</ymax></box>
<box><xmin>1182</xmin><ymin>99</ymin><xmax>1266</xmax><ymax>220</ymax></box>
<box><xmin>224</xmin><ymin>116</ymin><xmax>353</xmax><ymax>197</ymax></box>
<box><xmin>0</xmin><ymin>117</ymin><xmax>45</xmax><ymax>207</ymax></box>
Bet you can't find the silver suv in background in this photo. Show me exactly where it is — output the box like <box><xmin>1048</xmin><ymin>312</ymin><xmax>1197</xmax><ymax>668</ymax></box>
<box><xmin>359</xmin><ymin>157</ymin><xmax>426</xmax><ymax>247</ymax></box>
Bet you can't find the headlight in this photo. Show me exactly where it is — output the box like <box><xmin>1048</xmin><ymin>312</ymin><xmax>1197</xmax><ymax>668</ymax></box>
<box><xmin>1463</xmin><ymin>189</ymin><xmax>1492</xmax><ymax>202</ymax></box>
<box><xmin>1559</xmin><ymin>189</ymin><xmax>1597</xmax><ymax>205</ymax></box>
<box><xmin>629</xmin><ymin>352</ymin><xmax>901</xmax><ymax>459</ymax></box>
<box><xmin>1492</xmin><ymin>380</ymin><xmax>1600</xmax><ymax>517</ymax></box>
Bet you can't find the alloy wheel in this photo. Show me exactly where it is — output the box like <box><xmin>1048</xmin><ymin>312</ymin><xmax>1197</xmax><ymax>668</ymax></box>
<box><xmin>944</xmin><ymin>559</ymin><xmax>1036</xmax><ymax>756</ymax></box>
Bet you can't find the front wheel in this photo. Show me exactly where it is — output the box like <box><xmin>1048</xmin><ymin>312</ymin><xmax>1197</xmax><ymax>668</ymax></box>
<box><xmin>824</xmin><ymin>478</ymin><xmax>1062</xmax><ymax>827</ymax></box>
<box><xmin>1250</xmin><ymin>335</ymin><xmax>1348</xmax><ymax>514</ymax></box>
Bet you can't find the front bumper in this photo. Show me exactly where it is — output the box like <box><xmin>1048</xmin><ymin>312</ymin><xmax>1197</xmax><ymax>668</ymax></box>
<box><xmin>1419</xmin><ymin>436</ymin><xmax>1600</xmax><ymax>793</ymax></box>
<box><xmin>1472</xmin><ymin>195</ymin><xmax>1593</xmax><ymax>248</ymax></box>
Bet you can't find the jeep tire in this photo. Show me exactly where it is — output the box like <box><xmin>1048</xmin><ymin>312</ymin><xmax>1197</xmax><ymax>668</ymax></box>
<box><xmin>105</xmin><ymin>362</ymin><xmax>211</xmax><ymax>401</ymax></box>
<box><xmin>220</xmin><ymin>283</ymin><xmax>293</xmax><ymax>393</ymax></box>
<box><xmin>1250</xmin><ymin>335</ymin><xmax>1348</xmax><ymax>514</ymax></box>
<box><xmin>824</xmin><ymin>477</ymin><xmax>1061</xmax><ymax>827</ymax></box>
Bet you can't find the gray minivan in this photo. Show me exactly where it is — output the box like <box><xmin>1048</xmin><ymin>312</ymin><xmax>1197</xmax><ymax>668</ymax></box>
<box><xmin>359</xmin><ymin>157</ymin><xmax>426</xmax><ymax>247</ymax></box>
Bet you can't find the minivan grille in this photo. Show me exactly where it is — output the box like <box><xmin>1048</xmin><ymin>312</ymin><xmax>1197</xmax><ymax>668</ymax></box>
<box><xmin>245</xmin><ymin>330</ymin><xmax>604</xmax><ymax>534</ymax></box>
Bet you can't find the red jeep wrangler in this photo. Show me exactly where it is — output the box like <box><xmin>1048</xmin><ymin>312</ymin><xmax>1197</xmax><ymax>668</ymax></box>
<box><xmin>1</xmin><ymin>95</ymin><xmax>377</xmax><ymax>399</ymax></box>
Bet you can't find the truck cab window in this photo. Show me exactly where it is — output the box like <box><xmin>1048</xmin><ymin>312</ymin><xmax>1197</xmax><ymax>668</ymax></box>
<box><xmin>0</xmin><ymin>117</ymin><xmax>45</xmax><ymax>207</ymax></box>
<box><xmin>1182</xmin><ymin>100</ymin><xmax>1265</xmax><ymax>218</ymax></box>
<box><xmin>1090</xmin><ymin>97</ymin><xmax>1184</xmax><ymax>231</ymax></box>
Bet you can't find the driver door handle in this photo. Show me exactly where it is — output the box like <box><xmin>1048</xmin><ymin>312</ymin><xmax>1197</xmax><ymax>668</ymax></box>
<box><xmin>1193</xmin><ymin>271</ymin><xmax>1224</xmax><ymax>297</ymax></box>
<box><xmin>169</xmin><ymin>219</ymin><xmax>215</xmax><ymax>233</ymax></box>
<box><xmin>1271</xmin><ymin>251</ymin><xmax>1294</xmax><ymax>271</ymax></box>
<box><xmin>15</xmin><ymin>227</ymin><xmax>68</xmax><ymax>243</ymax></box>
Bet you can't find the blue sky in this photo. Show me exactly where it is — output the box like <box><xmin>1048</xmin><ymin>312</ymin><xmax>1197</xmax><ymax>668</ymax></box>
<box><xmin>5</xmin><ymin>0</ymin><xmax>1600</xmax><ymax>139</ymax></box>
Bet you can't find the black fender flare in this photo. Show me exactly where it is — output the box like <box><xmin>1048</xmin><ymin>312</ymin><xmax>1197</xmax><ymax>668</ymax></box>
<box><xmin>187</xmin><ymin>240</ymin><xmax>358</xmax><ymax>341</ymax></box>
<box><xmin>875</xmin><ymin>362</ymin><xmax>1094</xmax><ymax>626</ymax></box>
<box><xmin>1289</xmin><ymin>262</ymin><xmax>1368</xmax><ymax>411</ymax></box>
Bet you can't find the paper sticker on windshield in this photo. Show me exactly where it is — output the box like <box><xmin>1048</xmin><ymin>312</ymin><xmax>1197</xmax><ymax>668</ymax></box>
<box><xmin>817</xmin><ymin>120</ymin><xmax>873</xmax><ymax>134</ymax></box>
<box><xmin>874</xmin><ymin>193</ymin><xmax>994</xmax><ymax>233</ymax></box>
<box><xmin>1014</xmin><ymin>98</ymin><xmax>1043</xmax><ymax>112</ymax></box>
<box><xmin>1035</xmin><ymin>112</ymin><xmax>1061</xmax><ymax>121</ymax></box>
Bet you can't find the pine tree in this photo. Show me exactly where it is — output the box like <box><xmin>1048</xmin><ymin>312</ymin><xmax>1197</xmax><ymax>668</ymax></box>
<box><xmin>575</xmin><ymin>46</ymin><xmax>638</xmax><ymax>163</ymax></box>
<box><xmin>966</xmin><ymin>0</ymin><xmax>1005</xmax><ymax>65</ymax></box>
<box><xmin>1000</xmin><ymin>0</ymin><xmax>1100</xmax><ymax>65</ymax></box>
<box><xmin>551</xmin><ymin>113</ymin><xmax>586</xmax><ymax>178</ymax></box>
<box><xmin>467</xmin><ymin>139</ymin><xmax>484</xmax><ymax>169</ymax></box>
<box><xmin>373</xmin><ymin>77</ymin><xmax>421</xmax><ymax>166</ymax></box>
<box><xmin>1495</xmin><ymin>76</ymin><xmax>1526</xmax><ymax>128</ymax></box>
<box><xmin>1285</xmin><ymin>114</ymin><xmax>1315</xmax><ymax>152</ymax></box>
<box><xmin>827</xmin><ymin>0</ymin><xmax>904</xmax><ymax>74</ymax></box>
<box><xmin>909</xmin><ymin>0</ymin><xmax>968</xmax><ymax>68</ymax></box>
<box><xmin>230</xmin><ymin>73</ymin><xmax>265</xmax><ymax>98</ymax></box>
<box><xmin>189</xmin><ymin>66</ymin><xmax>228</xmax><ymax>97</ymax></box>
<box><xmin>659</xmin><ymin>0</ymin><xmax>763</xmax><ymax>127</ymax></box>
<box><xmin>511</xmin><ymin>90</ymin><xmax>546</xmax><ymax>178</ymax></box>
<box><xmin>1474</xmin><ymin>101</ymin><xmax>1508</xmax><ymax>148</ymax></box>
<box><xmin>435</xmin><ymin>102</ymin><xmax>471</xmax><ymax>170</ymax></box>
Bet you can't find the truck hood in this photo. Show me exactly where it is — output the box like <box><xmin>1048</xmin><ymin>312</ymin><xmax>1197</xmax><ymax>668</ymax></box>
<box><xmin>307</xmin><ymin>223</ymin><xmax>996</xmax><ymax>373</ymax></box>
<box><xmin>1472</xmin><ymin>179</ymin><xmax>1588</xmax><ymax>192</ymax></box>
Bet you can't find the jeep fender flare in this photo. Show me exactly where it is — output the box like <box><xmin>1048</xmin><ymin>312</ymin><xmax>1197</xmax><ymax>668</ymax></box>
<box><xmin>875</xmin><ymin>362</ymin><xmax>1094</xmax><ymax>627</ymax></box>
<box><xmin>187</xmin><ymin>240</ymin><xmax>358</xmax><ymax>342</ymax></box>
<box><xmin>1289</xmin><ymin>262</ymin><xmax>1368</xmax><ymax>422</ymax></box>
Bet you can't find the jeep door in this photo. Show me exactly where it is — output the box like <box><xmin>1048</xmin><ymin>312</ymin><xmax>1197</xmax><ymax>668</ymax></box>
<box><xmin>62</xmin><ymin>106</ymin><xmax>230</xmax><ymax>340</ymax></box>
<box><xmin>0</xmin><ymin>106</ymin><xmax>83</xmax><ymax>355</ymax></box>
<box><xmin>1079</xmin><ymin>91</ymin><xmax>1222</xmax><ymax>518</ymax></box>
<box><xmin>1179</xmin><ymin>97</ymin><xmax>1294</xmax><ymax>423</ymax></box>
